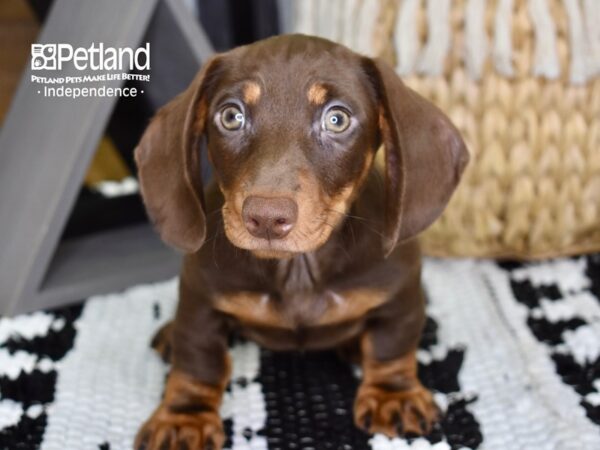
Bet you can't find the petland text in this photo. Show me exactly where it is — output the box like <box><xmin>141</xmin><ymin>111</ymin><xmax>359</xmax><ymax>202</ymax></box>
<box><xmin>31</xmin><ymin>43</ymin><xmax>150</xmax><ymax>71</ymax></box>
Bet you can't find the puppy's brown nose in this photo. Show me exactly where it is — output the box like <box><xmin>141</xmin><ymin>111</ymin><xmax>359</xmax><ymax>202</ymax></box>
<box><xmin>242</xmin><ymin>196</ymin><xmax>298</xmax><ymax>239</ymax></box>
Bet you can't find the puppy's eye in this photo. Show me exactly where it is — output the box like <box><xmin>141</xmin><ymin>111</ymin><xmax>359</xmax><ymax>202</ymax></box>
<box><xmin>322</xmin><ymin>107</ymin><xmax>351</xmax><ymax>133</ymax></box>
<box><xmin>220</xmin><ymin>106</ymin><xmax>245</xmax><ymax>131</ymax></box>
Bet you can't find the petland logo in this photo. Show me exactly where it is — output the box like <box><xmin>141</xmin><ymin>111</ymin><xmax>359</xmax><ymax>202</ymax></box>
<box><xmin>31</xmin><ymin>43</ymin><xmax>150</xmax><ymax>71</ymax></box>
<box><xmin>31</xmin><ymin>43</ymin><xmax>151</xmax><ymax>98</ymax></box>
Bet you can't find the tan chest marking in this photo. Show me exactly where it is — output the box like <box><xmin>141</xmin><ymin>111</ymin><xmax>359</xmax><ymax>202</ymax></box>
<box><xmin>317</xmin><ymin>289</ymin><xmax>387</xmax><ymax>325</ymax></box>
<box><xmin>214</xmin><ymin>292</ymin><xmax>282</xmax><ymax>328</ymax></box>
<box><xmin>214</xmin><ymin>288</ymin><xmax>388</xmax><ymax>328</ymax></box>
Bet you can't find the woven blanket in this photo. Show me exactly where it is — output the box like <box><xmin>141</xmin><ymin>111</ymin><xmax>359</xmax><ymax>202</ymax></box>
<box><xmin>1</xmin><ymin>255</ymin><xmax>599</xmax><ymax>450</ymax></box>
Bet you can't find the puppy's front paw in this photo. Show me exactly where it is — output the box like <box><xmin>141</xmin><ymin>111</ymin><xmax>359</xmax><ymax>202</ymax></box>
<box><xmin>354</xmin><ymin>383</ymin><xmax>439</xmax><ymax>437</ymax></box>
<box><xmin>135</xmin><ymin>406</ymin><xmax>224</xmax><ymax>450</ymax></box>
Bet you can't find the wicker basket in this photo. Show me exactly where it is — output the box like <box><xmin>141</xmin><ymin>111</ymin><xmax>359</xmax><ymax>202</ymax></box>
<box><xmin>294</xmin><ymin>0</ymin><xmax>600</xmax><ymax>259</ymax></box>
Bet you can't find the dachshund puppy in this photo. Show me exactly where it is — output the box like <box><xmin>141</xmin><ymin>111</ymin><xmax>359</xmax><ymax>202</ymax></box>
<box><xmin>134</xmin><ymin>34</ymin><xmax>468</xmax><ymax>450</ymax></box>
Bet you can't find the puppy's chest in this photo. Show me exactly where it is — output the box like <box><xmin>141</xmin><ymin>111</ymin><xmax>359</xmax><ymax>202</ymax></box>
<box><xmin>213</xmin><ymin>255</ymin><xmax>387</xmax><ymax>329</ymax></box>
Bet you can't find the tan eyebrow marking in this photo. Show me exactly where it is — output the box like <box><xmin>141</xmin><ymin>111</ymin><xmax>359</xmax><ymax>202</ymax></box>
<box><xmin>243</xmin><ymin>81</ymin><xmax>261</xmax><ymax>104</ymax></box>
<box><xmin>307</xmin><ymin>83</ymin><xmax>327</xmax><ymax>105</ymax></box>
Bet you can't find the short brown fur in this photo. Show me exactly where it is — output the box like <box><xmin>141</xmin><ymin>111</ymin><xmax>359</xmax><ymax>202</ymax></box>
<box><xmin>134</xmin><ymin>34</ymin><xmax>468</xmax><ymax>449</ymax></box>
<box><xmin>135</xmin><ymin>370</ymin><xmax>229</xmax><ymax>450</ymax></box>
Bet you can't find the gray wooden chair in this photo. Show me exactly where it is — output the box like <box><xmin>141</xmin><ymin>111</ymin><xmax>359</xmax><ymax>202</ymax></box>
<box><xmin>0</xmin><ymin>0</ymin><xmax>213</xmax><ymax>315</ymax></box>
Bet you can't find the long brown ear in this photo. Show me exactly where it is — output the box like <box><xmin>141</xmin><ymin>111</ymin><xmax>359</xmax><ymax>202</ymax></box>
<box><xmin>135</xmin><ymin>57</ymin><xmax>221</xmax><ymax>253</ymax></box>
<box><xmin>367</xmin><ymin>58</ymin><xmax>469</xmax><ymax>256</ymax></box>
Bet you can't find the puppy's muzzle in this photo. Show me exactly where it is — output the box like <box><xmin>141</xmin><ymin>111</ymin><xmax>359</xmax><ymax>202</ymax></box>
<box><xmin>242</xmin><ymin>196</ymin><xmax>298</xmax><ymax>240</ymax></box>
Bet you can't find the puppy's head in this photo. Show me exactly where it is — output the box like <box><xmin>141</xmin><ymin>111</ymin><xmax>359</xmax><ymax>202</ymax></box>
<box><xmin>135</xmin><ymin>35</ymin><xmax>468</xmax><ymax>258</ymax></box>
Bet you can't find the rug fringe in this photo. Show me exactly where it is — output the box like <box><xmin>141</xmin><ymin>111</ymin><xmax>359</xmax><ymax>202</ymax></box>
<box><xmin>341</xmin><ymin>0</ymin><xmax>360</xmax><ymax>48</ymax></box>
<box><xmin>564</xmin><ymin>0</ymin><xmax>589</xmax><ymax>85</ymax></box>
<box><xmin>527</xmin><ymin>0</ymin><xmax>560</xmax><ymax>79</ymax></box>
<box><xmin>356</xmin><ymin>0</ymin><xmax>380</xmax><ymax>57</ymax></box>
<box><xmin>493</xmin><ymin>0</ymin><xmax>515</xmax><ymax>77</ymax></box>
<box><xmin>294</xmin><ymin>0</ymin><xmax>597</xmax><ymax>86</ymax></box>
<box><xmin>465</xmin><ymin>0</ymin><xmax>489</xmax><ymax>80</ymax></box>
<box><xmin>294</xmin><ymin>0</ymin><xmax>316</xmax><ymax>35</ymax></box>
<box><xmin>583</xmin><ymin>0</ymin><xmax>600</xmax><ymax>78</ymax></box>
<box><xmin>395</xmin><ymin>0</ymin><xmax>423</xmax><ymax>75</ymax></box>
<box><xmin>417</xmin><ymin>0</ymin><xmax>452</xmax><ymax>76</ymax></box>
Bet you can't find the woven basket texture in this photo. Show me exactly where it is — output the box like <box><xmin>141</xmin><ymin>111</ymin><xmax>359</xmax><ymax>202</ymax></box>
<box><xmin>294</xmin><ymin>0</ymin><xmax>600</xmax><ymax>259</ymax></box>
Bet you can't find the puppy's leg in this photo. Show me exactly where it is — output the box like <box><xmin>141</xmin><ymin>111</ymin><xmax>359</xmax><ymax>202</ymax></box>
<box><xmin>337</xmin><ymin>336</ymin><xmax>361</xmax><ymax>365</ymax></box>
<box><xmin>136</xmin><ymin>282</ymin><xmax>230</xmax><ymax>450</ymax></box>
<box><xmin>354</xmin><ymin>289</ymin><xmax>438</xmax><ymax>437</ymax></box>
<box><xmin>150</xmin><ymin>321</ymin><xmax>173</xmax><ymax>363</ymax></box>
<box><xmin>135</xmin><ymin>368</ymin><xmax>229</xmax><ymax>450</ymax></box>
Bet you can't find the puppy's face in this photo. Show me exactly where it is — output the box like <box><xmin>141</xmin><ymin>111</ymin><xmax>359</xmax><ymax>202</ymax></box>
<box><xmin>134</xmin><ymin>35</ymin><xmax>468</xmax><ymax>257</ymax></box>
<box><xmin>203</xmin><ymin>38</ymin><xmax>380</xmax><ymax>258</ymax></box>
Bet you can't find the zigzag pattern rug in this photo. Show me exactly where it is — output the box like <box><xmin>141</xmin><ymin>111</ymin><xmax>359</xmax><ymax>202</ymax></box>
<box><xmin>1</xmin><ymin>255</ymin><xmax>600</xmax><ymax>450</ymax></box>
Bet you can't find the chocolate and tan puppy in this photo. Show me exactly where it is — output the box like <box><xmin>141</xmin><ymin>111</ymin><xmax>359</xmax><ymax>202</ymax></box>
<box><xmin>134</xmin><ymin>34</ymin><xmax>468</xmax><ymax>450</ymax></box>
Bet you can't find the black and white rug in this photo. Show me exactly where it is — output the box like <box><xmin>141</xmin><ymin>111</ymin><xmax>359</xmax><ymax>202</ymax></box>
<box><xmin>1</xmin><ymin>254</ymin><xmax>600</xmax><ymax>450</ymax></box>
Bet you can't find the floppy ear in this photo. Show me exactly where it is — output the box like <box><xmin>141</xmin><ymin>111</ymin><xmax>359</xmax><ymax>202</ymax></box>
<box><xmin>367</xmin><ymin>58</ymin><xmax>469</xmax><ymax>256</ymax></box>
<box><xmin>135</xmin><ymin>57</ymin><xmax>221</xmax><ymax>253</ymax></box>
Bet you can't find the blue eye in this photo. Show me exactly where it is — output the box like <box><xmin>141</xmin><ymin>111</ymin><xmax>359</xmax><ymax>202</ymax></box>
<box><xmin>323</xmin><ymin>107</ymin><xmax>350</xmax><ymax>133</ymax></box>
<box><xmin>220</xmin><ymin>106</ymin><xmax>245</xmax><ymax>130</ymax></box>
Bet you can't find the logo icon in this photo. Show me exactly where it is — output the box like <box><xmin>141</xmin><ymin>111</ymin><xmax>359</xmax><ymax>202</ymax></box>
<box><xmin>31</xmin><ymin>44</ymin><xmax>57</xmax><ymax>70</ymax></box>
